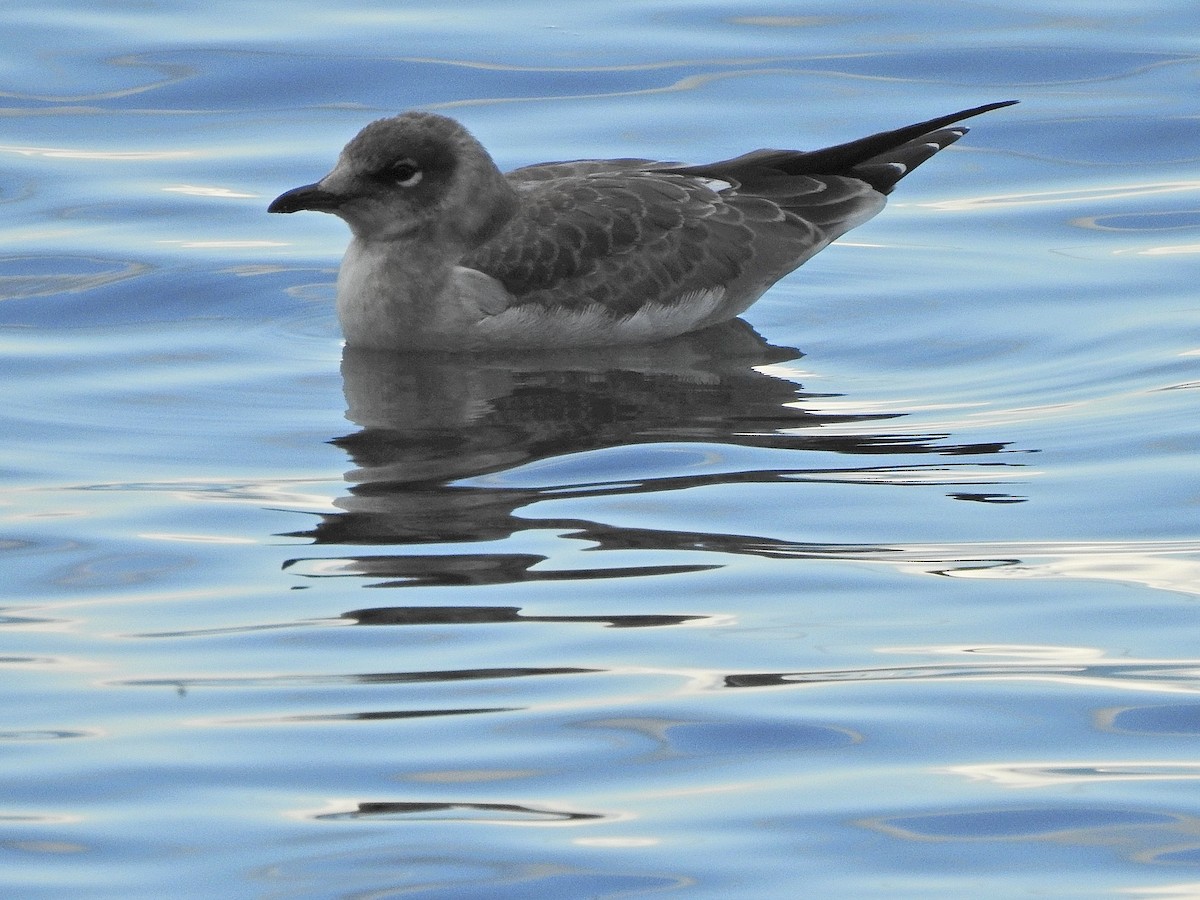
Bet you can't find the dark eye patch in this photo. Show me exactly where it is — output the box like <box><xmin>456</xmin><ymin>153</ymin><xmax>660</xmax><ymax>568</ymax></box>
<box><xmin>366</xmin><ymin>139</ymin><xmax>457</xmax><ymax>192</ymax></box>
<box><xmin>387</xmin><ymin>158</ymin><xmax>422</xmax><ymax>186</ymax></box>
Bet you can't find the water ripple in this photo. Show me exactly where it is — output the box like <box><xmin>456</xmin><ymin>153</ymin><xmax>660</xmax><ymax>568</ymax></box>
<box><xmin>342</xmin><ymin>605</ymin><xmax>708</xmax><ymax>628</ymax></box>
<box><xmin>311</xmin><ymin>800</ymin><xmax>608</xmax><ymax>823</ymax></box>
<box><xmin>1</xmin><ymin>5</ymin><xmax>1197</xmax><ymax>898</ymax></box>
<box><xmin>949</xmin><ymin>762</ymin><xmax>1200</xmax><ymax>788</ymax></box>
<box><xmin>114</xmin><ymin>666</ymin><xmax>600</xmax><ymax>689</ymax></box>
<box><xmin>726</xmin><ymin>654</ymin><xmax>1200</xmax><ymax>695</ymax></box>
<box><xmin>0</xmin><ymin>255</ymin><xmax>149</xmax><ymax>300</ymax></box>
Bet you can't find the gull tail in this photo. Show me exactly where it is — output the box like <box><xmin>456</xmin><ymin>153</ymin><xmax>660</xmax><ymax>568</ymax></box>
<box><xmin>680</xmin><ymin>100</ymin><xmax>1018</xmax><ymax>195</ymax></box>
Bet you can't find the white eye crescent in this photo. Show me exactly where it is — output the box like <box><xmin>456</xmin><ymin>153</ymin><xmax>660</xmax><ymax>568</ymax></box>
<box><xmin>389</xmin><ymin>158</ymin><xmax>423</xmax><ymax>187</ymax></box>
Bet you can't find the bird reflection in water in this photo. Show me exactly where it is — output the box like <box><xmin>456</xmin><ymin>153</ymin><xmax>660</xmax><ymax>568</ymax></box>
<box><xmin>282</xmin><ymin>321</ymin><xmax>1017</xmax><ymax>615</ymax></box>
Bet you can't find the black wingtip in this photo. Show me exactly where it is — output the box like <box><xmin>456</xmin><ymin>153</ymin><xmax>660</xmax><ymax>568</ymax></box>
<box><xmin>771</xmin><ymin>100</ymin><xmax>1019</xmax><ymax>182</ymax></box>
<box><xmin>853</xmin><ymin>100</ymin><xmax>1020</xmax><ymax>155</ymax></box>
<box><xmin>948</xmin><ymin>99</ymin><xmax>1019</xmax><ymax>119</ymax></box>
<box><xmin>939</xmin><ymin>100</ymin><xmax>1019</xmax><ymax>127</ymax></box>
<box><xmin>785</xmin><ymin>100</ymin><xmax>1018</xmax><ymax>194</ymax></box>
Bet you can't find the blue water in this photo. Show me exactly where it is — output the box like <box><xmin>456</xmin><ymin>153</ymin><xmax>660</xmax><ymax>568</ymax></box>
<box><xmin>3</xmin><ymin>2</ymin><xmax>1200</xmax><ymax>897</ymax></box>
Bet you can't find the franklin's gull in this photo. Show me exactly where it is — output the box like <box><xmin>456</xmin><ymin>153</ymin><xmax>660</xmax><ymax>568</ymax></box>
<box><xmin>269</xmin><ymin>101</ymin><xmax>1016</xmax><ymax>350</ymax></box>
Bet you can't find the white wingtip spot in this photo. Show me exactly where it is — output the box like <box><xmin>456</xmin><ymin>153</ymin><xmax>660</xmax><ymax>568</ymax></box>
<box><xmin>694</xmin><ymin>177</ymin><xmax>735</xmax><ymax>193</ymax></box>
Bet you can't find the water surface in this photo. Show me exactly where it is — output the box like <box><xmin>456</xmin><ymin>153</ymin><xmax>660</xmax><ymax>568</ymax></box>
<box><xmin>3</xmin><ymin>2</ymin><xmax>1200</xmax><ymax>897</ymax></box>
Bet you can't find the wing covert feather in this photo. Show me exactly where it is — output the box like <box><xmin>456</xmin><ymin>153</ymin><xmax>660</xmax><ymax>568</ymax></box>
<box><xmin>462</xmin><ymin>170</ymin><xmax>831</xmax><ymax>317</ymax></box>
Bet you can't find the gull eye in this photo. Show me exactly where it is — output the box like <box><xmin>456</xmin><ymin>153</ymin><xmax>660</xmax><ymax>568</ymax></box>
<box><xmin>388</xmin><ymin>158</ymin><xmax>423</xmax><ymax>187</ymax></box>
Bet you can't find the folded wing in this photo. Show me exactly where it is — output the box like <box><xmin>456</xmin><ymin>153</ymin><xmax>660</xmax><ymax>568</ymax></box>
<box><xmin>463</xmin><ymin>101</ymin><xmax>1016</xmax><ymax>320</ymax></box>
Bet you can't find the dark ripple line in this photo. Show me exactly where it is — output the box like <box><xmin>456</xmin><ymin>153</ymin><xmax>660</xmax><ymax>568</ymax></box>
<box><xmin>284</xmin><ymin>553</ymin><xmax>720</xmax><ymax>587</ymax></box>
<box><xmin>725</xmin><ymin>661</ymin><xmax>1200</xmax><ymax>689</ymax></box>
<box><xmin>344</xmin><ymin>605</ymin><xmax>707</xmax><ymax>629</ymax></box>
<box><xmin>280</xmin><ymin>707</ymin><xmax>519</xmax><ymax>723</ymax></box>
<box><xmin>315</xmin><ymin>800</ymin><xmax>605</xmax><ymax>823</ymax></box>
<box><xmin>114</xmin><ymin>666</ymin><xmax>600</xmax><ymax>689</ymax></box>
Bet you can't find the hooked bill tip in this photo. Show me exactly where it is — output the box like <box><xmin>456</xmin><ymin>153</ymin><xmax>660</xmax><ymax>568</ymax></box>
<box><xmin>268</xmin><ymin>183</ymin><xmax>342</xmax><ymax>214</ymax></box>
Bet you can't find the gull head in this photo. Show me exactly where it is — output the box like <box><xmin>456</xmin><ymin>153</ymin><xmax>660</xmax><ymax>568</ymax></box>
<box><xmin>269</xmin><ymin>111</ymin><xmax>517</xmax><ymax>248</ymax></box>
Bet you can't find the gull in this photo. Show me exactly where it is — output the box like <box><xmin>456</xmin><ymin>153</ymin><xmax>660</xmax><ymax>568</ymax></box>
<box><xmin>269</xmin><ymin>101</ymin><xmax>1016</xmax><ymax>351</ymax></box>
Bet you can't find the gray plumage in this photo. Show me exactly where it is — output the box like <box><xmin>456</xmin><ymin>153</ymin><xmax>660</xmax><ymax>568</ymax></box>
<box><xmin>269</xmin><ymin>101</ymin><xmax>1016</xmax><ymax>350</ymax></box>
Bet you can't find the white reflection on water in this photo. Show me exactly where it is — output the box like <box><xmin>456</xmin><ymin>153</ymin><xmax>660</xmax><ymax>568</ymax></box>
<box><xmin>923</xmin><ymin>542</ymin><xmax>1200</xmax><ymax>596</ymax></box>
<box><xmin>77</xmin><ymin>478</ymin><xmax>341</xmax><ymax>512</ymax></box>
<box><xmin>1125</xmin><ymin>244</ymin><xmax>1200</xmax><ymax>256</ymax></box>
<box><xmin>884</xmin><ymin>644</ymin><xmax>1107</xmax><ymax>661</ymax></box>
<box><xmin>741</xmin><ymin>540</ymin><xmax>1200</xmax><ymax>597</ymax></box>
<box><xmin>161</xmin><ymin>185</ymin><xmax>258</xmax><ymax>199</ymax></box>
<box><xmin>0</xmin><ymin>144</ymin><xmax>195</xmax><ymax>161</ymax></box>
<box><xmin>138</xmin><ymin>532</ymin><xmax>260</xmax><ymax>545</ymax></box>
<box><xmin>919</xmin><ymin>180</ymin><xmax>1200</xmax><ymax>212</ymax></box>
<box><xmin>572</xmin><ymin>836</ymin><xmax>663</xmax><ymax>847</ymax></box>
<box><xmin>948</xmin><ymin>762</ymin><xmax>1200</xmax><ymax>788</ymax></box>
<box><xmin>156</xmin><ymin>239</ymin><xmax>289</xmax><ymax>249</ymax></box>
